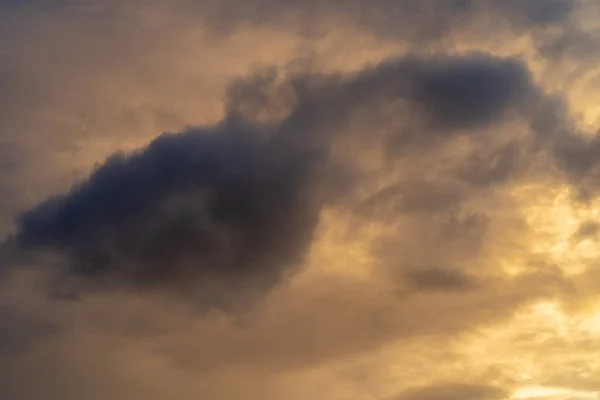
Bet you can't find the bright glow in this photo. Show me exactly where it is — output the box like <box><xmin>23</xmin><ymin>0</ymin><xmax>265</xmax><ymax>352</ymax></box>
<box><xmin>512</xmin><ymin>386</ymin><xmax>599</xmax><ymax>399</ymax></box>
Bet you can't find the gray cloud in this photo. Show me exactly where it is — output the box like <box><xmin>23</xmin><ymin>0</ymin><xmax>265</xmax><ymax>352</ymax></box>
<box><xmin>15</xmin><ymin>117</ymin><xmax>322</xmax><ymax>307</ymax></box>
<box><xmin>228</xmin><ymin>53</ymin><xmax>535</xmax><ymax>154</ymax></box>
<box><xmin>408</xmin><ymin>56</ymin><xmax>532</xmax><ymax>129</ymax></box>
<box><xmin>10</xmin><ymin>53</ymin><xmax>540</xmax><ymax>305</ymax></box>
<box><xmin>1</xmin><ymin>2</ymin><xmax>600</xmax><ymax>397</ymax></box>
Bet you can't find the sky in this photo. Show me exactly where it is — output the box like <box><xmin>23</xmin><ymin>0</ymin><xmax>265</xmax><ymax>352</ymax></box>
<box><xmin>1</xmin><ymin>1</ymin><xmax>600</xmax><ymax>399</ymax></box>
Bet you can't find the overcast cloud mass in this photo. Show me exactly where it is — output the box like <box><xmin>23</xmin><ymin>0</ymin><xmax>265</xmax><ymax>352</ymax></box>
<box><xmin>1</xmin><ymin>0</ymin><xmax>600</xmax><ymax>399</ymax></box>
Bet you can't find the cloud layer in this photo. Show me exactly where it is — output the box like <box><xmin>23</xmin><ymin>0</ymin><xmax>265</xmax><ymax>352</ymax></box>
<box><xmin>13</xmin><ymin>53</ymin><xmax>541</xmax><ymax>301</ymax></box>
<box><xmin>1</xmin><ymin>1</ymin><xmax>600</xmax><ymax>399</ymax></box>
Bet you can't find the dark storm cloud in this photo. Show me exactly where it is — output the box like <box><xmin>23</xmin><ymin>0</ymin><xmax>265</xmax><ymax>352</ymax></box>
<box><xmin>16</xmin><ymin>117</ymin><xmax>322</xmax><ymax>303</ymax></box>
<box><xmin>393</xmin><ymin>382</ymin><xmax>508</xmax><ymax>400</ymax></box>
<box><xmin>229</xmin><ymin>53</ymin><xmax>534</xmax><ymax>139</ymax></box>
<box><xmin>409</xmin><ymin>57</ymin><xmax>532</xmax><ymax>129</ymax></box>
<box><xmin>12</xmin><ymin>52</ymin><xmax>541</xmax><ymax>304</ymax></box>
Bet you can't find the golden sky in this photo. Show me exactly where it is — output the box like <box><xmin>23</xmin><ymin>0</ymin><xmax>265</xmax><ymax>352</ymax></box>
<box><xmin>1</xmin><ymin>1</ymin><xmax>600</xmax><ymax>399</ymax></box>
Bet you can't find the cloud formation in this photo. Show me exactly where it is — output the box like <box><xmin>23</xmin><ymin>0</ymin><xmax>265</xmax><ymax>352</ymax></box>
<box><xmin>15</xmin><ymin>118</ymin><xmax>321</xmax><ymax>306</ymax></box>
<box><xmin>12</xmin><ymin>53</ymin><xmax>540</xmax><ymax>303</ymax></box>
<box><xmin>1</xmin><ymin>1</ymin><xmax>600</xmax><ymax>399</ymax></box>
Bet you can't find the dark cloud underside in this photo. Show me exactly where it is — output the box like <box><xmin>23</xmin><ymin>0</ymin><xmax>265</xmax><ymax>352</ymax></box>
<box><xmin>16</xmin><ymin>119</ymin><xmax>321</xmax><ymax>304</ymax></box>
<box><xmin>11</xmin><ymin>53</ymin><xmax>544</xmax><ymax>304</ymax></box>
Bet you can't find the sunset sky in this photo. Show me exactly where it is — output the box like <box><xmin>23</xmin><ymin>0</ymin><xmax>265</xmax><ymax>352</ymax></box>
<box><xmin>1</xmin><ymin>1</ymin><xmax>600</xmax><ymax>399</ymax></box>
